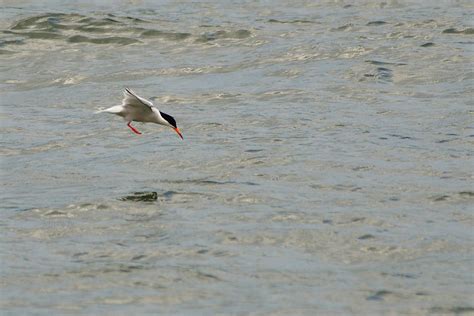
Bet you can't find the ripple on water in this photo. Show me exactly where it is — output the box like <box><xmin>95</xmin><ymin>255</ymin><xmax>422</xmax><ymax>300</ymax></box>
<box><xmin>430</xmin><ymin>306</ymin><xmax>474</xmax><ymax>314</ymax></box>
<box><xmin>430</xmin><ymin>191</ymin><xmax>474</xmax><ymax>203</ymax></box>
<box><xmin>442</xmin><ymin>27</ymin><xmax>474</xmax><ymax>35</ymax></box>
<box><xmin>421</xmin><ymin>42</ymin><xmax>435</xmax><ymax>47</ymax></box>
<box><xmin>267</xmin><ymin>19</ymin><xmax>315</xmax><ymax>24</ymax></box>
<box><xmin>140</xmin><ymin>29</ymin><xmax>191</xmax><ymax>40</ymax></box>
<box><xmin>162</xmin><ymin>178</ymin><xmax>258</xmax><ymax>186</ymax></box>
<box><xmin>195</xmin><ymin>29</ymin><xmax>251</xmax><ymax>42</ymax></box>
<box><xmin>67</xmin><ymin>35</ymin><xmax>140</xmax><ymax>45</ymax></box>
<box><xmin>2</xmin><ymin>13</ymin><xmax>253</xmax><ymax>50</ymax></box>
<box><xmin>365</xmin><ymin>60</ymin><xmax>407</xmax><ymax>66</ymax></box>
<box><xmin>366</xmin><ymin>290</ymin><xmax>394</xmax><ymax>301</ymax></box>
<box><xmin>331</xmin><ymin>23</ymin><xmax>354</xmax><ymax>32</ymax></box>
<box><xmin>366</xmin><ymin>21</ymin><xmax>388</xmax><ymax>26</ymax></box>
<box><xmin>4</xmin><ymin>30</ymin><xmax>65</xmax><ymax>40</ymax></box>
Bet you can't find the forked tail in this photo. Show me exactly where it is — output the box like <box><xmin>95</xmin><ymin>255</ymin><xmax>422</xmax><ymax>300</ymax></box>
<box><xmin>95</xmin><ymin>105</ymin><xmax>123</xmax><ymax>114</ymax></box>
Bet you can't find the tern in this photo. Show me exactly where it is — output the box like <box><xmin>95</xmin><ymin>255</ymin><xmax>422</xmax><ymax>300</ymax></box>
<box><xmin>96</xmin><ymin>88</ymin><xmax>183</xmax><ymax>139</ymax></box>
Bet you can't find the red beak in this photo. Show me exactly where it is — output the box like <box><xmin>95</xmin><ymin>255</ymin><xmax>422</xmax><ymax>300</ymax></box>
<box><xmin>174</xmin><ymin>127</ymin><xmax>183</xmax><ymax>140</ymax></box>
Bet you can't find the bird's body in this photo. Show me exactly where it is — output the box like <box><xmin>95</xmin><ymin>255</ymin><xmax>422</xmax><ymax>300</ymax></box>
<box><xmin>97</xmin><ymin>88</ymin><xmax>183</xmax><ymax>139</ymax></box>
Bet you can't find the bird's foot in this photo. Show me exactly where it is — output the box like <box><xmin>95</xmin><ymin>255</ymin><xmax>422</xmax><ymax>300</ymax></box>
<box><xmin>127</xmin><ymin>122</ymin><xmax>142</xmax><ymax>135</ymax></box>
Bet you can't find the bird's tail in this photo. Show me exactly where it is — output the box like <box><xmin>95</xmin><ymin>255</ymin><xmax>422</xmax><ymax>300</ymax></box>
<box><xmin>95</xmin><ymin>105</ymin><xmax>122</xmax><ymax>114</ymax></box>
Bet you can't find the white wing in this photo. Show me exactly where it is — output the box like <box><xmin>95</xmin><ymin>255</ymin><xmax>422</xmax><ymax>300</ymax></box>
<box><xmin>122</xmin><ymin>88</ymin><xmax>154</xmax><ymax>111</ymax></box>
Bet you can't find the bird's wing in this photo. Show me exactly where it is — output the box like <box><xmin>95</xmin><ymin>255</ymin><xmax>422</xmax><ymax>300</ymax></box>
<box><xmin>122</xmin><ymin>88</ymin><xmax>154</xmax><ymax>111</ymax></box>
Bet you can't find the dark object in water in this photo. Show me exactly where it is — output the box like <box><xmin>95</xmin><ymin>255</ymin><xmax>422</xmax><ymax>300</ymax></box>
<box><xmin>120</xmin><ymin>191</ymin><xmax>158</xmax><ymax>202</ymax></box>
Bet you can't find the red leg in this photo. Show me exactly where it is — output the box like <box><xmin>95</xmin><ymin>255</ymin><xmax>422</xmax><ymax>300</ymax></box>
<box><xmin>127</xmin><ymin>122</ymin><xmax>142</xmax><ymax>135</ymax></box>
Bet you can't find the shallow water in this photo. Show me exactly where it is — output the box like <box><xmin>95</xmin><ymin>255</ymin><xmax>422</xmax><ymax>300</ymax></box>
<box><xmin>1</xmin><ymin>1</ymin><xmax>473</xmax><ymax>314</ymax></box>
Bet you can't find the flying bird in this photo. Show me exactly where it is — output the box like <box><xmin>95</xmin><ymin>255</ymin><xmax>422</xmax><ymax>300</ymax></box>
<box><xmin>96</xmin><ymin>88</ymin><xmax>183</xmax><ymax>139</ymax></box>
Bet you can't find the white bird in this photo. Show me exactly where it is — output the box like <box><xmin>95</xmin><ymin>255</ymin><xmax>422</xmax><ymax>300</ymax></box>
<box><xmin>96</xmin><ymin>88</ymin><xmax>183</xmax><ymax>139</ymax></box>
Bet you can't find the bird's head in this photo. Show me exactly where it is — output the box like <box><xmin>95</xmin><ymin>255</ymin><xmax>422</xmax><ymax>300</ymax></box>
<box><xmin>160</xmin><ymin>111</ymin><xmax>183</xmax><ymax>140</ymax></box>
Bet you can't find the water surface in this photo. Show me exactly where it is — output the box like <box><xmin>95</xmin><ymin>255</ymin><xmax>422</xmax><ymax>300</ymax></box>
<box><xmin>1</xmin><ymin>1</ymin><xmax>473</xmax><ymax>314</ymax></box>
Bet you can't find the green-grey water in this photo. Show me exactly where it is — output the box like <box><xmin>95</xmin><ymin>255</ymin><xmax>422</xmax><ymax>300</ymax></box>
<box><xmin>1</xmin><ymin>1</ymin><xmax>473</xmax><ymax>315</ymax></box>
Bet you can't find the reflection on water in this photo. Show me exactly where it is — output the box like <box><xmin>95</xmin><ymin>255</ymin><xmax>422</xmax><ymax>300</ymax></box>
<box><xmin>1</xmin><ymin>1</ymin><xmax>473</xmax><ymax>314</ymax></box>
